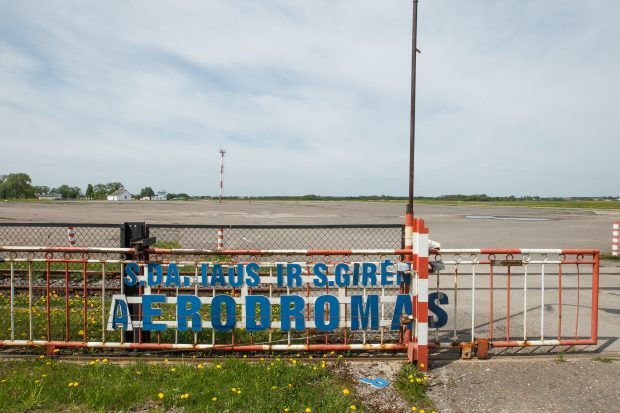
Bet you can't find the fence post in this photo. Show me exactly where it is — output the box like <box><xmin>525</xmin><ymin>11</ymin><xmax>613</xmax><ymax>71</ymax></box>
<box><xmin>415</xmin><ymin>219</ymin><xmax>429</xmax><ymax>371</ymax></box>
<box><xmin>613</xmin><ymin>221</ymin><xmax>619</xmax><ymax>256</ymax></box>
<box><xmin>120</xmin><ymin>222</ymin><xmax>150</xmax><ymax>343</ymax></box>
<box><xmin>67</xmin><ymin>226</ymin><xmax>76</xmax><ymax>246</ymax></box>
<box><xmin>217</xmin><ymin>228</ymin><xmax>224</xmax><ymax>251</ymax></box>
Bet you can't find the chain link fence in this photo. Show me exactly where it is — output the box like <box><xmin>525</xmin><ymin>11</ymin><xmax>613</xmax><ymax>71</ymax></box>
<box><xmin>0</xmin><ymin>223</ymin><xmax>404</xmax><ymax>251</ymax></box>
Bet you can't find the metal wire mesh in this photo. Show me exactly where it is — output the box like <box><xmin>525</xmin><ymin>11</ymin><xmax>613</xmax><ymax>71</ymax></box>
<box><xmin>0</xmin><ymin>224</ymin><xmax>120</xmax><ymax>248</ymax></box>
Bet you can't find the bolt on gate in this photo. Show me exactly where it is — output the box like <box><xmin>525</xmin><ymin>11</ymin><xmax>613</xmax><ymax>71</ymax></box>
<box><xmin>0</xmin><ymin>219</ymin><xmax>600</xmax><ymax>371</ymax></box>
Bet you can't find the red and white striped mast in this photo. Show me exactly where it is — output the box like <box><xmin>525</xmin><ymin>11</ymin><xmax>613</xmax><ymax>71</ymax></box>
<box><xmin>219</xmin><ymin>148</ymin><xmax>226</xmax><ymax>203</ymax></box>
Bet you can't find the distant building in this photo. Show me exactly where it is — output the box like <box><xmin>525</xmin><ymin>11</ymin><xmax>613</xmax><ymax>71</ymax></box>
<box><xmin>107</xmin><ymin>189</ymin><xmax>132</xmax><ymax>201</ymax></box>
<box><xmin>152</xmin><ymin>190</ymin><xmax>167</xmax><ymax>201</ymax></box>
<box><xmin>37</xmin><ymin>193</ymin><xmax>61</xmax><ymax>200</ymax></box>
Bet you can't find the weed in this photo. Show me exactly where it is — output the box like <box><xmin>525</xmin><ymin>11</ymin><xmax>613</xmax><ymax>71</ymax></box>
<box><xmin>395</xmin><ymin>364</ymin><xmax>435</xmax><ymax>411</ymax></box>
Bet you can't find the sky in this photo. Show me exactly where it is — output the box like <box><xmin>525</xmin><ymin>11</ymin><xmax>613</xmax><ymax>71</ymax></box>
<box><xmin>1</xmin><ymin>0</ymin><xmax>618</xmax><ymax>197</ymax></box>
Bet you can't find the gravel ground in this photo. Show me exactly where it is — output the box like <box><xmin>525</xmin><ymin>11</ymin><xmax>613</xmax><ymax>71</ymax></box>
<box><xmin>428</xmin><ymin>358</ymin><xmax>620</xmax><ymax>413</ymax></box>
<box><xmin>336</xmin><ymin>360</ymin><xmax>414</xmax><ymax>413</ymax></box>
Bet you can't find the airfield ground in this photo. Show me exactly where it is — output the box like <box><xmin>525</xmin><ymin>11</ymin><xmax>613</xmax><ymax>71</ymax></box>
<box><xmin>0</xmin><ymin>200</ymin><xmax>619</xmax><ymax>412</ymax></box>
<box><xmin>0</xmin><ymin>200</ymin><xmax>617</xmax><ymax>251</ymax></box>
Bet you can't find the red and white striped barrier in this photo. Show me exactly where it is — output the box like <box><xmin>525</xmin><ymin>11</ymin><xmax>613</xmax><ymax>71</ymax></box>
<box><xmin>613</xmin><ymin>221</ymin><xmax>619</xmax><ymax>257</ymax></box>
<box><xmin>67</xmin><ymin>227</ymin><xmax>76</xmax><ymax>246</ymax></box>
<box><xmin>217</xmin><ymin>228</ymin><xmax>224</xmax><ymax>251</ymax></box>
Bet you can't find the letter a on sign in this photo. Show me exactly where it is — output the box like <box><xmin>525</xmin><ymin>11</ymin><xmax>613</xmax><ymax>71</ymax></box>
<box><xmin>107</xmin><ymin>294</ymin><xmax>133</xmax><ymax>331</ymax></box>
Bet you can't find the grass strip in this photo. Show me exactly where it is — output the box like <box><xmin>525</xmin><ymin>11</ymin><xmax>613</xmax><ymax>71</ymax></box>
<box><xmin>0</xmin><ymin>357</ymin><xmax>363</xmax><ymax>412</ymax></box>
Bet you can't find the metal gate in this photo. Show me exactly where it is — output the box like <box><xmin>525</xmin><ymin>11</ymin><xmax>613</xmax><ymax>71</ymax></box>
<box><xmin>0</xmin><ymin>218</ymin><xmax>600</xmax><ymax>372</ymax></box>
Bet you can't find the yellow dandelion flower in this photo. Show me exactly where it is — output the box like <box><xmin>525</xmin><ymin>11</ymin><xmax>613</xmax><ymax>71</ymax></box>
<box><xmin>170</xmin><ymin>368</ymin><xmax>176</xmax><ymax>372</ymax></box>
<box><xmin>158</xmin><ymin>392</ymin><xmax>164</xmax><ymax>399</ymax></box>
<box><xmin>77</xmin><ymin>330</ymin><xmax>84</xmax><ymax>336</ymax></box>
<box><xmin>424</xmin><ymin>376</ymin><xmax>428</xmax><ymax>381</ymax></box>
<box><xmin>231</xmin><ymin>387</ymin><xmax>237</xmax><ymax>392</ymax></box>
<box><xmin>136</xmin><ymin>371</ymin><xmax>142</xmax><ymax>375</ymax></box>
<box><xmin>38</xmin><ymin>355</ymin><xmax>45</xmax><ymax>359</ymax></box>
<box><xmin>284</xmin><ymin>409</ymin><xmax>290</xmax><ymax>412</ymax></box>
<box><xmin>164</xmin><ymin>358</ymin><xmax>169</xmax><ymax>363</ymax></box>
<box><xmin>291</xmin><ymin>360</ymin><xmax>297</xmax><ymax>365</ymax></box>
<box><xmin>416</xmin><ymin>378</ymin><xmax>422</xmax><ymax>383</ymax></box>
<box><xmin>180</xmin><ymin>393</ymin><xmax>190</xmax><ymax>399</ymax></box>
<box><xmin>305</xmin><ymin>408</ymin><xmax>312</xmax><ymax>413</ymax></box>
<box><xmin>271</xmin><ymin>386</ymin><xmax>278</xmax><ymax>391</ymax></box>
<box><xmin>102</xmin><ymin>358</ymin><xmax>108</xmax><ymax>363</ymax></box>
<box><xmin>74</xmin><ymin>382</ymin><xmax>79</xmax><ymax>387</ymax></box>
<box><xmin>68</xmin><ymin>382</ymin><xmax>74</xmax><ymax>387</ymax></box>
<box><xmin>197</xmin><ymin>364</ymin><xmax>204</xmax><ymax>369</ymax></box>
<box><xmin>350</xmin><ymin>406</ymin><xmax>357</xmax><ymax>411</ymax></box>
<box><xmin>420</xmin><ymin>410</ymin><xmax>425</xmax><ymax>413</ymax></box>
<box><xmin>342</xmin><ymin>389</ymin><xmax>350</xmax><ymax>395</ymax></box>
<box><xmin>411</xmin><ymin>408</ymin><xmax>417</xmax><ymax>411</ymax></box>
<box><xmin>243</xmin><ymin>354</ymin><xmax>247</xmax><ymax>358</ymax></box>
<box><xmin>212</xmin><ymin>397</ymin><xmax>217</xmax><ymax>401</ymax></box>
<box><xmin>409</xmin><ymin>379</ymin><xmax>414</xmax><ymax>383</ymax></box>
<box><xmin>41</xmin><ymin>374</ymin><xmax>47</xmax><ymax>378</ymax></box>
<box><xmin>408</xmin><ymin>374</ymin><xmax>413</xmax><ymax>379</ymax></box>
<box><xmin>35</xmin><ymin>379</ymin><xmax>40</xmax><ymax>383</ymax></box>
<box><xmin>216</xmin><ymin>364</ymin><xmax>222</xmax><ymax>369</ymax></box>
<box><xmin>89</xmin><ymin>361</ymin><xmax>96</xmax><ymax>365</ymax></box>
<box><xmin>237</xmin><ymin>390</ymin><xmax>241</xmax><ymax>395</ymax></box>
<box><xmin>53</xmin><ymin>349</ymin><xmax>60</xmax><ymax>353</ymax></box>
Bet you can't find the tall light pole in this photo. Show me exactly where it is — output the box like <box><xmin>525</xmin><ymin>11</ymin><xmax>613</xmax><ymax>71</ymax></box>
<box><xmin>219</xmin><ymin>148</ymin><xmax>226</xmax><ymax>203</ymax></box>
<box><xmin>405</xmin><ymin>1</ymin><xmax>420</xmax><ymax>260</ymax></box>
<box><xmin>408</xmin><ymin>0</ymin><xmax>419</xmax><ymax>217</ymax></box>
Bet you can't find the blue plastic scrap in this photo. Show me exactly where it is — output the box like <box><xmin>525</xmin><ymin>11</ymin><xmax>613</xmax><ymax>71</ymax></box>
<box><xmin>358</xmin><ymin>377</ymin><xmax>390</xmax><ymax>389</ymax></box>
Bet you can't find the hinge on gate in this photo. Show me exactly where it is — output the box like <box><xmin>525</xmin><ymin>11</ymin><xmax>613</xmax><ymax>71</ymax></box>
<box><xmin>130</xmin><ymin>237</ymin><xmax>157</xmax><ymax>252</ymax></box>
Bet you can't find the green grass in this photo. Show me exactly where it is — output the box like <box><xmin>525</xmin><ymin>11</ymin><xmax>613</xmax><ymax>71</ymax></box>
<box><xmin>395</xmin><ymin>364</ymin><xmax>435</xmax><ymax>411</ymax></box>
<box><xmin>601</xmin><ymin>253</ymin><xmax>620</xmax><ymax>261</ymax></box>
<box><xmin>0</xmin><ymin>358</ymin><xmax>363</xmax><ymax>412</ymax></box>
<box><xmin>152</xmin><ymin>240</ymin><xmax>183</xmax><ymax>249</ymax></box>
<box><xmin>404</xmin><ymin>199</ymin><xmax>620</xmax><ymax>210</ymax></box>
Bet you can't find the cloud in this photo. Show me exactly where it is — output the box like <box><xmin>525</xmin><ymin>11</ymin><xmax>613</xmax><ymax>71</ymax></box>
<box><xmin>0</xmin><ymin>0</ymin><xmax>618</xmax><ymax>196</ymax></box>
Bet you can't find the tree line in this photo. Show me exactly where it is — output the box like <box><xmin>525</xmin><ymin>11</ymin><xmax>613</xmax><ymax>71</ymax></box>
<box><xmin>1</xmin><ymin>172</ymin><xmax>617</xmax><ymax>201</ymax></box>
<box><xmin>0</xmin><ymin>172</ymin><xmax>182</xmax><ymax>200</ymax></box>
<box><xmin>0</xmin><ymin>173</ymin><xmax>126</xmax><ymax>200</ymax></box>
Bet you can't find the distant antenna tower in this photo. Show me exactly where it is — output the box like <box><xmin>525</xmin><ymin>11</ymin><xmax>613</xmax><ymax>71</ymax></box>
<box><xmin>219</xmin><ymin>148</ymin><xmax>226</xmax><ymax>203</ymax></box>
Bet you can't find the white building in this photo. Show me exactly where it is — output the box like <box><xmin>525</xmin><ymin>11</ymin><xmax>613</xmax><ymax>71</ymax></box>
<box><xmin>107</xmin><ymin>189</ymin><xmax>132</xmax><ymax>201</ymax></box>
<box><xmin>37</xmin><ymin>193</ymin><xmax>62</xmax><ymax>200</ymax></box>
<box><xmin>152</xmin><ymin>190</ymin><xmax>167</xmax><ymax>201</ymax></box>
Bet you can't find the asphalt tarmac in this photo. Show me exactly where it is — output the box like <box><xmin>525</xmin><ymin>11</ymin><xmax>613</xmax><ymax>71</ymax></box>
<box><xmin>0</xmin><ymin>200</ymin><xmax>617</xmax><ymax>251</ymax></box>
